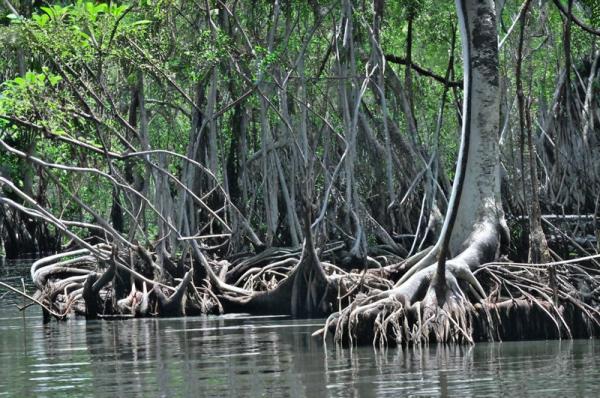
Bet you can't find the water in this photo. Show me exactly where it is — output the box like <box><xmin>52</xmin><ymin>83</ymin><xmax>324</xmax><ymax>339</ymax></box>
<box><xmin>2</xmin><ymin>259</ymin><xmax>600</xmax><ymax>397</ymax></box>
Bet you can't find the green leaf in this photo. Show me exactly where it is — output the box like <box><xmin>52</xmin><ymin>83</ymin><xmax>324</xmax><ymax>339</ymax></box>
<box><xmin>110</xmin><ymin>5</ymin><xmax>128</xmax><ymax>17</ymax></box>
<box><xmin>95</xmin><ymin>3</ymin><xmax>108</xmax><ymax>13</ymax></box>
<box><xmin>7</xmin><ymin>13</ymin><xmax>22</xmax><ymax>24</ymax></box>
<box><xmin>131</xmin><ymin>20</ymin><xmax>153</xmax><ymax>27</ymax></box>
<box><xmin>32</xmin><ymin>13</ymin><xmax>50</xmax><ymax>27</ymax></box>
<box><xmin>85</xmin><ymin>2</ymin><xmax>97</xmax><ymax>18</ymax></box>
<box><xmin>40</xmin><ymin>6</ymin><xmax>54</xmax><ymax>17</ymax></box>
<box><xmin>49</xmin><ymin>75</ymin><xmax>62</xmax><ymax>87</ymax></box>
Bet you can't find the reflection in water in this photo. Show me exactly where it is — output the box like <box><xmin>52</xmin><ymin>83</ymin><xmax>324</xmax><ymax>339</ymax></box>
<box><xmin>2</xmin><ymin>260</ymin><xmax>600</xmax><ymax>397</ymax></box>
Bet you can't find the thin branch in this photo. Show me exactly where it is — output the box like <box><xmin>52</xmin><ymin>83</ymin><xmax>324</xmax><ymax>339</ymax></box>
<box><xmin>384</xmin><ymin>54</ymin><xmax>462</xmax><ymax>87</ymax></box>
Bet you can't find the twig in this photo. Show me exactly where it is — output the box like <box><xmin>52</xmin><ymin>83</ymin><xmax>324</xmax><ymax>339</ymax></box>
<box><xmin>0</xmin><ymin>282</ymin><xmax>65</xmax><ymax>319</ymax></box>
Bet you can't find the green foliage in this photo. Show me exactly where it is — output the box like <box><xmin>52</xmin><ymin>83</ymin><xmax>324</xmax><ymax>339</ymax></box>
<box><xmin>15</xmin><ymin>1</ymin><xmax>152</xmax><ymax>67</ymax></box>
<box><xmin>0</xmin><ymin>68</ymin><xmax>63</xmax><ymax>132</ymax></box>
<box><xmin>398</xmin><ymin>0</ymin><xmax>424</xmax><ymax>20</ymax></box>
<box><xmin>254</xmin><ymin>44</ymin><xmax>282</xmax><ymax>79</ymax></box>
<box><xmin>579</xmin><ymin>0</ymin><xmax>600</xmax><ymax>28</ymax></box>
<box><xmin>0</xmin><ymin>0</ymin><xmax>598</xmax><ymax>249</ymax></box>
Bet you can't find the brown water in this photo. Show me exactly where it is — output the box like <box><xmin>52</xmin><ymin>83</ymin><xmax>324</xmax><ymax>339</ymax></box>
<box><xmin>2</xmin><ymin>258</ymin><xmax>600</xmax><ymax>397</ymax></box>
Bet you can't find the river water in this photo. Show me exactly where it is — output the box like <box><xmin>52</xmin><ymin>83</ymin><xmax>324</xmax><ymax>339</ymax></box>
<box><xmin>2</xmin><ymin>259</ymin><xmax>600</xmax><ymax>397</ymax></box>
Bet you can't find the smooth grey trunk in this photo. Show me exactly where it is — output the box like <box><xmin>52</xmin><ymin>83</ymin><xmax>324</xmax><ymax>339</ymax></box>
<box><xmin>581</xmin><ymin>49</ymin><xmax>599</xmax><ymax>147</ymax></box>
<box><xmin>338</xmin><ymin>0</ymin><xmax>369</xmax><ymax>259</ymax></box>
<box><xmin>446</xmin><ymin>0</ymin><xmax>506</xmax><ymax>257</ymax></box>
<box><xmin>398</xmin><ymin>0</ymin><xmax>507</xmax><ymax>287</ymax></box>
<box><xmin>371</xmin><ymin>7</ymin><xmax>394</xmax><ymax>206</ymax></box>
<box><xmin>327</xmin><ymin>0</ymin><xmax>509</xmax><ymax>344</ymax></box>
<box><xmin>207</xmin><ymin>68</ymin><xmax>219</xmax><ymax>175</ymax></box>
<box><xmin>258</xmin><ymin>0</ymin><xmax>281</xmax><ymax>246</ymax></box>
<box><xmin>276</xmin><ymin>67</ymin><xmax>301</xmax><ymax>246</ymax></box>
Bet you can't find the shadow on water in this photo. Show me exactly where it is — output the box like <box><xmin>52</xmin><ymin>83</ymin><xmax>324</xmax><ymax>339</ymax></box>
<box><xmin>2</xmin><ymin>259</ymin><xmax>600</xmax><ymax>397</ymax></box>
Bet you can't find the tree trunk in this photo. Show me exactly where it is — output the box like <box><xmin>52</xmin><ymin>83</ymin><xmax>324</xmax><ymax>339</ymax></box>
<box><xmin>447</xmin><ymin>0</ymin><xmax>507</xmax><ymax>257</ymax></box>
<box><xmin>326</xmin><ymin>0</ymin><xmax>509</xmax><ymax>345</ymax></box>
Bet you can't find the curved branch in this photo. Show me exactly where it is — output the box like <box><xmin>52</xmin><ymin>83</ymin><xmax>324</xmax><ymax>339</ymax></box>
<box><xmin>154</xmin><ymin>270</ymin><xmax>193</xmax><ymax>316</ymax></box>
<box><xmin>552</xmin><ymin>0</ymin><xmax>600</xmax><ymax>36</ymax></box>
<box><xmin>82</xmin><ymin>260</ymin><xmax>116</xmax><ymax>319</ymax></box>
<box><xmin>384</xmin><ymin>54</ymin><xmax>463</xmax><ymax>87</ymax></box>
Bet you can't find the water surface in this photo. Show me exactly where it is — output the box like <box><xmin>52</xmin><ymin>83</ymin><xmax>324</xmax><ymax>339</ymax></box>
<box><xmin>1</xmin><ymin>259</ymin><xmax>600</xmax><ymax>397</ymax></box>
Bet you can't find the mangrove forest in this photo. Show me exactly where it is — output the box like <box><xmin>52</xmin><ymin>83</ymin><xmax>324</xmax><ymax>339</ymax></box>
<box><xmin>1</xmin><ymin>0</ymin><xmax>600</xmax><ymax>347</ymax></box>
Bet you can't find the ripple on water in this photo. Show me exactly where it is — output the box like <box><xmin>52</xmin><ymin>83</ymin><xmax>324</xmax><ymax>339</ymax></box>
<box><xmin>2</xmin><ymin>259</ymin><xmax>600</xmax><ymax>397</ymax></box>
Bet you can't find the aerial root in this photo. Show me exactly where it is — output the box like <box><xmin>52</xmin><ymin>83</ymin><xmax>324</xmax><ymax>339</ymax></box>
<box><xmin>422</xmin><ymin>295</ymin><xmax>474</xmax><ymax>345</ymax></box>
<box><xmin>16</xmin><ymin>239</ymin><xmax>600</xmax><ymax>339</ymax></box>
<box><xmin>324</xmin><ymin>255</ymin><xmax>600</xmax><ymax>346</ymax></box>
<box><xmin>328</xmin><ymin>287</ymin><xmax>476</xmax><ymax>347</ymax></box>
<box><xmin>155</xmin><ymin>270</ymin><xmax>193</xmax><ymax>316</ymax></box>
<box><xmin>476</xmin><ymin>260</ymin><xmax>600</xmax><ymax>339</ymax></box>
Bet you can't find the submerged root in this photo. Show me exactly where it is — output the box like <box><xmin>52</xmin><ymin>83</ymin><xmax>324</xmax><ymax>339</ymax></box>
<box><xmin>18</xmin><ymin>233</ymin><xmax>600</xmax><ymax>342</ymax></box>
<box><xmin>321</xmin><ymin>253</ymin><xmax>600</xmax><ymax>346</ymax></box>
<box><xmin>324</xmin><ymin>263</ymin><xmax>600</xmax><ymax>348</ymax></box>
<box><xmin>154</xmin><ymin>270</ymin><xmax>193</xmax><ymax>316</ymax></box>
<box><xmin>220</xmin><ymin>238</ymin><xmax>335</xmax><ymax>317</ymax></box>
<box><xmin>325</xmin><ymin>267</ymin><xmax>478</xmax><ymax>346</ymax></box>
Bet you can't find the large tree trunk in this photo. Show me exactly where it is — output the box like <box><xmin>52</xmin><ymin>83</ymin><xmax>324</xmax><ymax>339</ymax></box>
<box><xmin>393</xmin><ymin>0</ymin><xmax>507</xmax><ymax>286</ymax></box>
<box><xmin>447</xmin><ymin>0</ymin><xmax>507</xmax><ymax>258</ymax></box>
<box><xmin>323</xmin><ymin>0</ymin><xmax>509</xmax><ymax>345</ymax></box>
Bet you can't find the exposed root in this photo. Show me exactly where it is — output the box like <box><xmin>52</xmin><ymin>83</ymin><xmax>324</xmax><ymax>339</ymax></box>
<box><xmin>117</xmin><ymin>282</ymin><xmax>150</xmax><ymax>316</ymax></box>
<box><xmin>19</xmin><ymin>234</ymin><xmax>600</xmax><ymax>345</ymax></box>
<box><xmin>324</xmin><ymin>262</ymin><xmax>481</xmax><ymax>346</ymax></box>
<box><xmin>220</xmin><ymin>238</ymin><xmax>335</xmax><ymax>317</ymax></box>
<box><xmin>82</xmin><ymin>259</ymin><xmax>116</xmax><ymax>319</ymax></box>
<box><xmin>154</xmin><ymin>270</ymin><xmax>193</xmax><ymax>317</ymax></box>
<box><xmin>0</xmin><ymin>281</ymin><xmax>66</xmax><ymax>320</ymax></box>
<box><xmin>320</xmin><ymin>253</ymin><xmax>600</xmax><ymax>346</ymax></box>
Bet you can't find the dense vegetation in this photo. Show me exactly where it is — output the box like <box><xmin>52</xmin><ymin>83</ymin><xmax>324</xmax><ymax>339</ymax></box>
<box><xmin>0</xmin><ymin>0</ymin><xmax>599</xmax><ymax>345</ymax></box>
